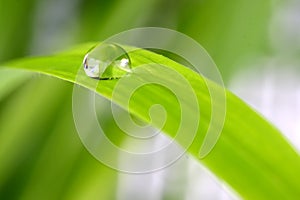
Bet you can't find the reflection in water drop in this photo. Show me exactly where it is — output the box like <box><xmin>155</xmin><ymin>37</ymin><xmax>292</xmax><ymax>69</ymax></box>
<box><xmin>83</xmin><ymin>43</ymin><xmax>132</xmax><ymax>79</ymax></box>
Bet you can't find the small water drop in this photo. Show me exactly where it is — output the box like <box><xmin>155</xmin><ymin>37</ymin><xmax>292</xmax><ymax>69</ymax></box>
<box><xmin>83</xmin><ymin>43</ymin><xmax>132</xmax><ymax>79</ymax></box>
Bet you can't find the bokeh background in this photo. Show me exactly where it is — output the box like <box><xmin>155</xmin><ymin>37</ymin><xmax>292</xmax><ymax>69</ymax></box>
<box><xmin>0</xmin><ymin>0</ymin><xmax>299</xmax><ymax>199</ymax></box>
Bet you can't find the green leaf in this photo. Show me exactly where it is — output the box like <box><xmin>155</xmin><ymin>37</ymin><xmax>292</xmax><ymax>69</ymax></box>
<box><xmin>1</xmin><ymin>43</ymin><xmax>300</xmax><ymax>199</ymax></box>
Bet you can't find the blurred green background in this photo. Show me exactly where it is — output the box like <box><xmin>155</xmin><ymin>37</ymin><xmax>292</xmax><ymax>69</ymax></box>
<box><xmin>1</xmin><ymin>0</ymin><xmax>299</xmax><ymax>199</ymax></box>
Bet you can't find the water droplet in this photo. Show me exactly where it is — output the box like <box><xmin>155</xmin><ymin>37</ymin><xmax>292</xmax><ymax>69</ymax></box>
<box><xmin>83</xmin><ymin>43</ymin><xmax>132</xmax><ymax>79</ymax></box>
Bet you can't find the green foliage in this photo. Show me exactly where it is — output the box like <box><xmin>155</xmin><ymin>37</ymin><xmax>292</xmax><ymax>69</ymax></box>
<box><xmin>2</xmin><ymin>0</ymin><xmax>298</xmax><ymax>199</ymax></box>
<box><xmin>2</xmin><ymin>43</ymin><xmax>300</xmax><ymax>199</ymax></box>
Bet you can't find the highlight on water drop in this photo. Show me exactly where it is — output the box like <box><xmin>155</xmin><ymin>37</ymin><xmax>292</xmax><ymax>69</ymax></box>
<box><xmin>83</xmin><ymin>43</ymin><xmax>132</xmax><ymax>79</ymax></box>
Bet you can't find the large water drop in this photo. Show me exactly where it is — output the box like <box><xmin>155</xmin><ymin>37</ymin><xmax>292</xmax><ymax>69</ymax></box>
<box><xmin>83</xmin><ymin>43</ymin><xmax>132</xmax><ymax>79</ymax></box>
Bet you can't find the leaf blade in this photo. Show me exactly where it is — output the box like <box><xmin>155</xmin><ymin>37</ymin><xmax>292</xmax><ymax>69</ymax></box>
<box><xmin>2</xmin><ymin>43</ymin><xmax>300</xmax><ymax>199</ymax></box>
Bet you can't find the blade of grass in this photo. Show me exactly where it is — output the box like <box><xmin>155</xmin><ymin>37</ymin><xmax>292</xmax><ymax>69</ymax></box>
<box><xmin>1</xmin><ymin>43</ymin><xmax>300</xmax><ymax>199</ymax></box>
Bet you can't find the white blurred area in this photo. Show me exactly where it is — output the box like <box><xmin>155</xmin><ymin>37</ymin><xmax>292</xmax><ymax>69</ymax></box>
<box><xmin>116</xmin><ymin>1</ymin><xmax>300</xmax><ymax>199</ymax></box>
<box><xmin>229</xmin><ymin>60</ymin><xmax>300</xmax><ymax>153</ymax></box>
<box><xmin>117</xmin><ymin>139</ymin><xmax>239</xmax><ymax>200</ymax></box>
<box><xmin>229</xmin><ymin>0</ymin><xmax>300</xmax><ymax>153</ymax></box>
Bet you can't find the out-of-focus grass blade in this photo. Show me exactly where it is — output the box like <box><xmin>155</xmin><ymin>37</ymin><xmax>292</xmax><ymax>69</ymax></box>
<box><xmin>1</xmin><ymin>43</ymin><xmax>300</xmax><ymax>199</ymax></box>
<box><xmin>0</xmin><ymin>77</ymin><xmax>118</xmax><ymax>199</ymax></box>
<box><xmin>0</xmin><ymin>78</ymin><xmax>71</xmax><ymax>195</ymax></box>
<box><xmin>17</xmin><ymin>79</ymin><xmax>117</xmax><ymax>200</ymax></box>
<box><xmin>0</xmin><ymin>0</ymin><xmax>38</xmax><ymax>61</ymax></box>
<box><xmin>177</xmin><ymin>0</ymin><xmax>271</xmax><ymax>80</ymax></box>
<box><xmin>77</xmin><ymin>0</ymin><xmax>160</xmax><ymax>41</ymax></box>
<box><xmin>0</xmin><ymin>69</ymin><xmax>31</xmax><ymax>101</ymax></box>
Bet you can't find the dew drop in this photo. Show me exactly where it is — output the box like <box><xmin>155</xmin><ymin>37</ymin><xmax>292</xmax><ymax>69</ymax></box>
<box><xmin>83</xmin><ymin>43</ymin><xmax>132</xmax><ymax>79</ymax></box>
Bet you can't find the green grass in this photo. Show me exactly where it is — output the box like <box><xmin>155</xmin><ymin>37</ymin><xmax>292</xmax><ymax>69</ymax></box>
<box><xmin>1</xmin><ymin>42</ymin><xmax>300</xmax><ymax>199</ymax></box>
